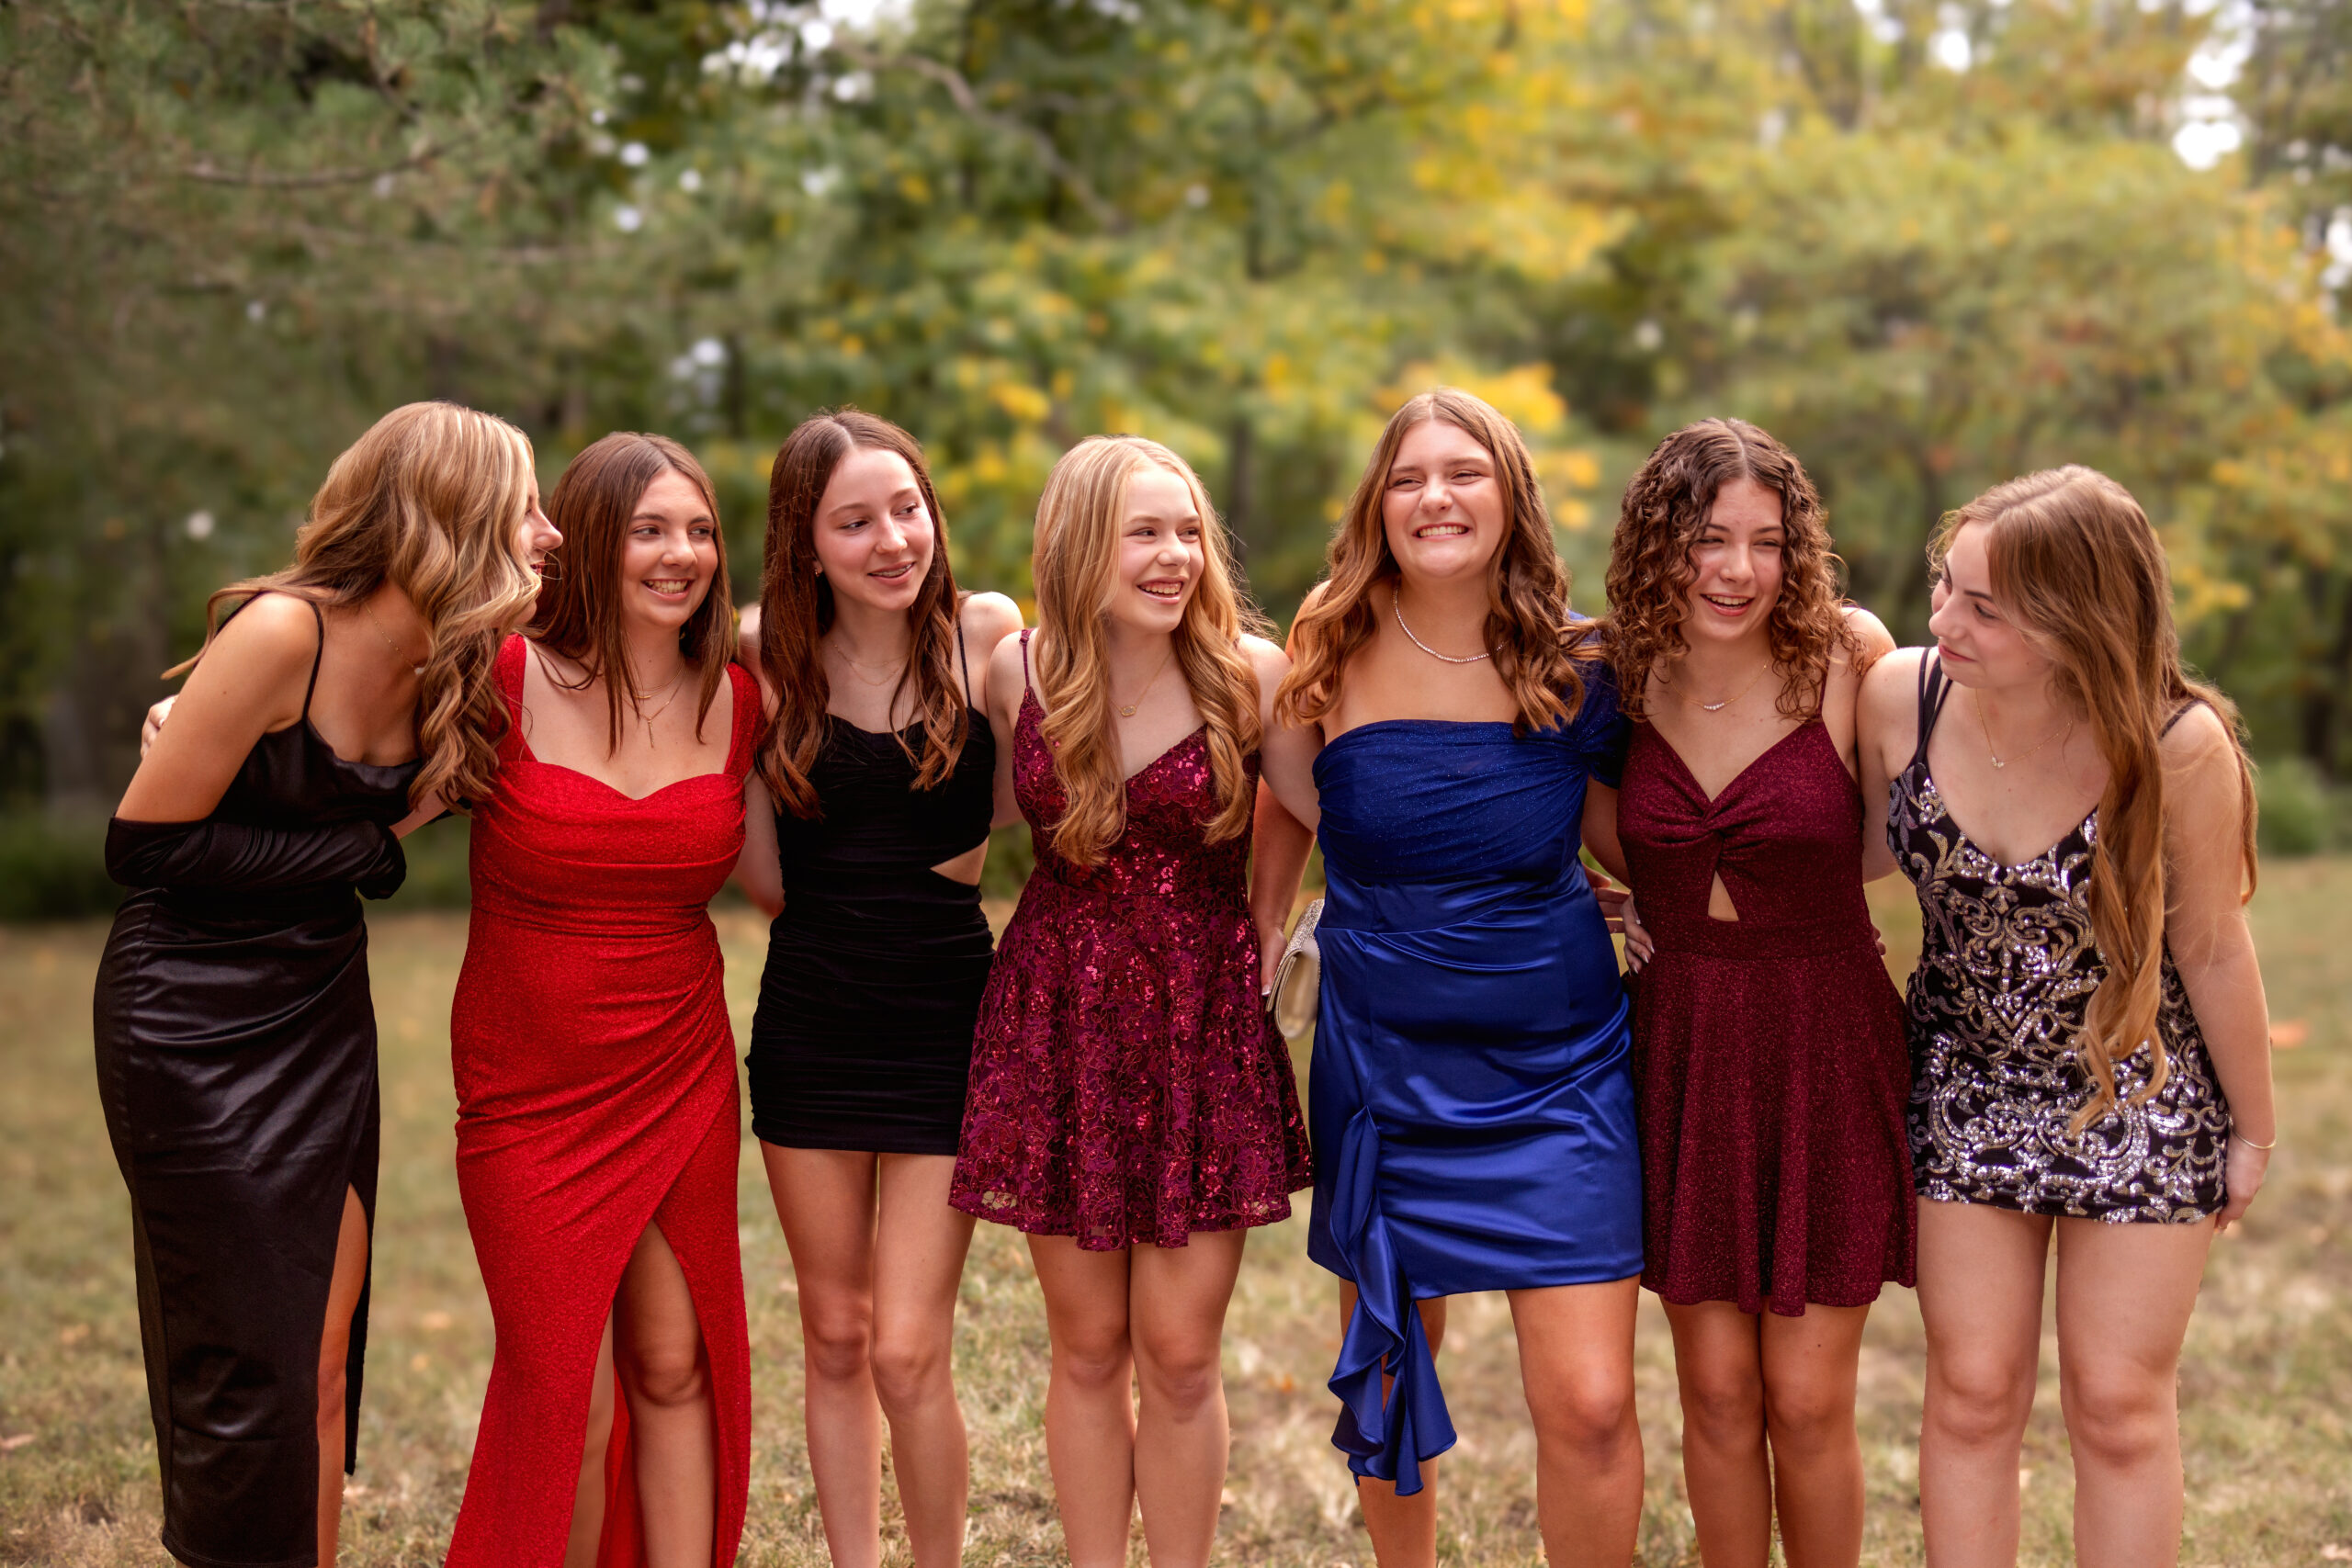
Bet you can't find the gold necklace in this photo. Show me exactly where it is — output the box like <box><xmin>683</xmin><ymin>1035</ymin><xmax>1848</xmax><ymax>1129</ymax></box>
<box><xmin>1115</xmin><ymin>642</ymin><xmax>1177</xmax><ymax>717</ymax></box>
<box><xmin>362</xmin><ymin>597</ymin><xmax>427</xmax><ymax>677</ymax></box>
<box><xmin>1393</xmin><ymin>592</ymin><xmax>1492</xmax><ymax>664</ymax></box>
<box><xmin>1973</xmin><ymin>690</ymin><xmax>2072</xmax><ymax>770</ymax></box>
<box><xmin>1670</xmin><ymin>659</ymin><xmax>1769</xmax><ymax>713</ymax></box>
<box><xmin>838</xmin><ymin>654</ymin><xmax>907</xmax><ymax>689</ymax></box>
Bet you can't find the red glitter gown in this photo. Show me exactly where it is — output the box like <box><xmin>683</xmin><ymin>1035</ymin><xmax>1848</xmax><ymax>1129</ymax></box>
<box><xmin>1617</xmin><ymin>717</ymin><xmax>1915</xmax><ymax>1315</ymax></box>
<box><xmin>444</xmin><ymin>636</ymin><xmax>755</xmax><ymax>1566</ymax></box>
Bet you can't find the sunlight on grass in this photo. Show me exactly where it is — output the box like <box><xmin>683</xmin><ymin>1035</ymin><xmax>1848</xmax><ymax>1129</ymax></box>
<box><xmin>2</xmin><ymin>867</ymin><xmax>2346</xmax><ymax>1564</ymax></box>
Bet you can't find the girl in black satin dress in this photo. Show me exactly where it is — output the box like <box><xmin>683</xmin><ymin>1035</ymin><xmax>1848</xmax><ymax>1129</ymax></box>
<box><xmin>96</xmin><ymin>401</ymin><xmax>558</xmax><ymax>1568</ymax></box>
<box><xmin>733</xmin><ymin>410</ymin><xmax>1023</xmax><ymax>1568</ymax></box>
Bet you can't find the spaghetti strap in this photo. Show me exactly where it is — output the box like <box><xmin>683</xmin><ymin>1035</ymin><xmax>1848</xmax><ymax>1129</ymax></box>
<box><xmin>956</xmin><ymin>616</ymin><xmax>974</xmax><ymax>707</ymax></box>
<box><xmin>1909</xmin><ymin>653</ymin><xmax>1949</xmax><ymax>773</ymax></box>
<box><xmin>2162</xmin><ymin>698</ymin><xmax>2202</xmax><ymax>737</ymax></box>
<box><xmin>300</xmin><ymin>599</ymin><xmax>326</xmax><ymax>721</ymax></box>
<box><xmin>1020</xmin><ymin>627</ymin><xmax>1033</xmax><ymax>697</ymax></box>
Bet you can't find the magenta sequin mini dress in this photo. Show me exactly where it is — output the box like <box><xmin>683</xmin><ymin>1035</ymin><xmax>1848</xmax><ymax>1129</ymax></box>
<box><xmin>950</xmin><ymin>635</ymin><xmax>1312</xmax><ymax>1249</ymax></box>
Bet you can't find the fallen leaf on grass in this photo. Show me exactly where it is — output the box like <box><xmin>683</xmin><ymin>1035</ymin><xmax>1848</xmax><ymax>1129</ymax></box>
<box><xmin>57</xmin><ymin>1324</ymin><xmax>88</xmax><ymax>1347</ymax></box>
<box><xmin>419</xmin><ymin>1310</ymin><xmax>453</xmax><ymax>1332</ymax></box>
<box><xmin>2273</xmin><ymin>1019</ymin><xmax>2311</xmax><ymax>1049</ymax></box>
<box><xmin>2320</xmin><ymin>1546</ymin><xmax>2351</xmax><ymax>1562</ymax></box>
<box><xmin>0</xmin><ymin>1434</ymin><xmax>34</xmax><ymax>1452</ymax></box>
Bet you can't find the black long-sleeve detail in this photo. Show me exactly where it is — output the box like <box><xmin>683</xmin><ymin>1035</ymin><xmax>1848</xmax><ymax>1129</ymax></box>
<box><xmin>107</xmin><ymin>816</ymin><xmax>407</xmax><ymax>900</ymax></box>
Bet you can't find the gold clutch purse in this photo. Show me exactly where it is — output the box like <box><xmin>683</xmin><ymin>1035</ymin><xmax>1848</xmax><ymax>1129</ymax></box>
<box><xmin>1268</xmin><ymin>897</ymin><xmax>1325</xmax><ymax>1043</ymax></box>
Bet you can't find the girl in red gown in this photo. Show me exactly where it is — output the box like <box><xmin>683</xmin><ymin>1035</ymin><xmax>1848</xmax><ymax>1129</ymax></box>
<box><xmin>1593</xmin><ymin>419</ymin><xmax>1911</xmax><ymax>1568</ymax></box>
<box><xmin>446</xmin><ymin>433</ymin><xmax>756</xmax><ymax>1568</ymax></box>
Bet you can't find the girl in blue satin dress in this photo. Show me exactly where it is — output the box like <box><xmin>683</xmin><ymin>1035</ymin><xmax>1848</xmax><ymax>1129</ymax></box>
<box><xmin>1271</xmin><ymin>389</ymin><xmax>1645</xmax><ymax>1568</ymax></box>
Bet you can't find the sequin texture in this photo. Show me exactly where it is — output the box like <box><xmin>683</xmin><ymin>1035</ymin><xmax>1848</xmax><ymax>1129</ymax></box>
<box><xmin>1891</xmin><ymin>703</ymin><xmax>2228</xmax><ymax>1222</ymax></box>
<box><xmin>950</xmin><ymin>662</ymin><xmax>1313</xmax><ymax>1248</ymax></box>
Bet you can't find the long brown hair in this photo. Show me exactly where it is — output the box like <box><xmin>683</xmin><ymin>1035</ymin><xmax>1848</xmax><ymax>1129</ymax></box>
<box><xmin>757</xmin><ymin>410</ymin><xmax>967</xmax><ymax>817</ymax></box>
<box><xmin>1930</xmin><ymin>467</ymin><xmax>2258</xmax><ymax>1130</ymax></box>
<box><xmin>170</xmin><ymin>400</ymin><xmax>544</xmax><ymax>810</ymax></box>
<box><xmin>531</xmin><ymin>433</ymin><xmax>734</xmax><ymax>754</ymax></box>
<box><xmin>1031</xmin><ymin>435</ymin><xmax>1267</xmax><ymax>867</ymax></box>
<box><xmin>1276</xmin><ymin>387</ymin><xmax>1595</xmax><ymax>733</ymax></box>
<box><xmin>1604</xmin><ymin>417</ymin><xmax>1867</xmax><ymax>723</ymax></box>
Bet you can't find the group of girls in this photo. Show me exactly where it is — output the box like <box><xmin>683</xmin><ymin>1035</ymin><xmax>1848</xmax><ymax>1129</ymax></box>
<box><xmin>94</xmin><ymin>385</ymin><xmax>2273</xmax><ymax>1568</ymax></box>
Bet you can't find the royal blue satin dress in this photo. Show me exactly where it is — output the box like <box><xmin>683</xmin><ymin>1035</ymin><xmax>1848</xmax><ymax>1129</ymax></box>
<box><xmin>1306</xmin><ymin>660</ymin><xmax>1642</xmax><ymax>1496</ymax></box>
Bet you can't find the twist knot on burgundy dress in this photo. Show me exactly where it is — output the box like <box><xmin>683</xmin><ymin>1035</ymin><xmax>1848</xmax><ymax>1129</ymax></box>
<box><xmin>1617</xmin><ymin>716</ymin><xmax>1916</xmax><ymax>1317</ymax></box>
<box><xmin>443</xmin><ymin>636</ymin><xmax>755</xmax><ymax>1567</ymax></box>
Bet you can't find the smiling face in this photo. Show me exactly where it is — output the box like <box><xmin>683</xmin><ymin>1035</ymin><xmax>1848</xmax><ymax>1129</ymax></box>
<box><xmin>616</xmin><ymin>467</ymin><xmax>718</xmax><ymax>634</ymax></box>
<box><xmin>1380</xmin><ymin>417</ymin><xmax>1508</xmax><ymax>588</ymax></box>
<box><xmin>1102</xmin><ymin>462</ymin><xmax>1204</xmax><ymax>636</ymax></box>
<box><xmin>1927</xmin><ymin>521</ymin><xmax>2053</xmax><ymax>689</ymax></box>
<box><xmin>810</xmin><ymin>446</ymin><xmax>935</xmax><ymax>615</ymax></box>
<box><xmin>1680</xmin><ymin>477</ymin><xmax>1785</xmax><ymax>649</ymax></box>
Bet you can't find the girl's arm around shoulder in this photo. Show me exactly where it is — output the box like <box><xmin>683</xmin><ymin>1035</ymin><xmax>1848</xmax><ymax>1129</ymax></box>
<box><xmin>956</xmin><ymin>592</ymin><xmax>1025</xmax><ymax>720</ymax></box>
<box><xmin>731</xmin><ymin>603</ymin><xmax>780</xmax><ymax>720</ymax></box>
<box><xmin>2161</xmin><ymin>704</ymin><xmax>2273</xmax><ymax>1227</ymax></box>
<box><xmin>732</xmin><ymin>769</ymin><xmax>786</xmax><ymax>917</ymax></box>
<box><xmin>983</xmin><ymin>618</ymin><xmax>1030</xmax><ymax>830</ymax></box>
<box><xmin>1836</xmin><ymin>608</ymin><xmax>1900</xmax><ymax>879</ymax></box>
<box><xmin>118</xmin><ymin>592</ymin><xmax>319</xmax><ymax>824</ymax></box>
<box><xmin>1855</xmin><ymin>645</ymin><xmax>1931</xmax><ymax>878</ymax></box>
<box><xmin>1245</xmin><ymin>632</ymin><xmax>1319</xmax><ymax>833</ymax></box>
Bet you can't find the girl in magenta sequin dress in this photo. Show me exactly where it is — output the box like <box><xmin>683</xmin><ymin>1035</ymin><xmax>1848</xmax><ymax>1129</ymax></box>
<box><xmin>951</xmin><ymin>435</ymin><xmax>1318</xmax><ymax>1568</ymax></box>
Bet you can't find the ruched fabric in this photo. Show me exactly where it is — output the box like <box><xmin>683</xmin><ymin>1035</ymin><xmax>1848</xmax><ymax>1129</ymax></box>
<box><xmin>1306</xmin><ymin>664</ymin><xmax>1641</xmax><ymax>1497</ymax></box>
<box><xmin>442</xmin><ymin>636</ymin><xmax>754</xmax><ymax>1568</ymax></box>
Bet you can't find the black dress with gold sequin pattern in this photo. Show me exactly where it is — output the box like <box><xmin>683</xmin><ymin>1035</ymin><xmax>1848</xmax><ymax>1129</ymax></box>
<box><xmin>1889</xmin><ymin>655</ymin><xmax>2228</xmax><ymax>1223</ymax></box>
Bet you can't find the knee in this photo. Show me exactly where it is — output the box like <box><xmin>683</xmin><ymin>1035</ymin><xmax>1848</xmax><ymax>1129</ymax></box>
<box><xmin>1762</xmin><ymin>1378</ymin><xmax>1856</xmax><ymax>1457</ymax></box>
<box><xmin>1529</xmin><ymin>1367</ymin><xmax>1637</xmax><ymax>1459</ymax></box>
<box><xmin>869</xmin><ymin>1330</ymin><xmax>949</xmax><ymax>1414</ymax></box>
<box><xmin>2061</xmin><ymin>1365</ymin><xmax>2174</xmax><ymax>1469</ymax></box>
<box><xmin>620</xmin><ymin>1339</ymin><xmax>708</xmax><ymax>1411</ymax></box>
<box><xmin>1927</xmin><ymin>1354</ymin><xmax>2035</xmax><ymax>1449</ymax></box>
<box><xmin>1679</xmin><ymin>1365</ymin><xmax>1766</xmax><ymax>1447</ymax></box>
<box><xmin>801</xmin><ymin>1301</ymin><xmax>876</xmax><ymax>1384</ymax></box>
<box><xmin>1053</xmin><ymin>1326</ymin><xmax>1132</xmax><ymax>1393</ymax></box>
<box><xmin>1132</xmin><ymin>1330</ymin><xmax>1223</xmax><ymax>1418</ymax></box>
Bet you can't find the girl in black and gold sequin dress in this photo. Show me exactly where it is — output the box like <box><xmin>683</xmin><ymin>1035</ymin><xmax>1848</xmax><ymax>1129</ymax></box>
<box><xmin>1860</xmin><ymin>467</ymin><xmax>2275</xmax><ymax>1568</ymax></box>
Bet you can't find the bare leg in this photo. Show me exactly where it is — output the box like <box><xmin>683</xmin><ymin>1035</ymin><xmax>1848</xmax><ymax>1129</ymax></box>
<box><xmin>1508</xmin><ymin>1278</ymin><xmax>1644</xmax><ymax>1568</ymax></box>
<box><xmin>1337</xmin><ymin>1281</ymin><xmax>1449</xmax><ymax>1568</ymax></box>
<box><xmin>613</xmin><ymin>1221</ymin><xmax>717</xmax><ymax>1568</ymax></box>
<box><xmin>764</xmin><ymin>1145</ymin><xmax>886</xmax><ymax>1568</ymax></box>
<box><xmin>564</xmin><ymin>1317</ymin><xmax>618</xmax><ymax>1568</ymax></box>
<box><xmin>1662</xmin><ymin>1300</ymin><xmax>1770</xmax><ymax>1568</ymax></box>
<box><xmin>1127</xmin><ymin>1233</ymin><xmax>1249</xmax><ymax>1568</ymax></box>
<box><xmin>869</xmin><ymin>1155</ymin><xmax>978</xmax><ymax>1568</ymax></box>
<box><xmin>1758</xmin><ymin>1304</ymin><xmax>1871</xmax><ymax>1568</ymax></box>
<box><xmin>1917</xmin><ymin>1201</ymin><xmax>2052</xmax><ymax>1568</ymax></box>
<box><xmin>313</xmin><ymin>1187</ymin><xmax>368</xmax><ymax>1568</ymax></box>
<box><xmin>1026</xmin><ymin>1236</ymin><xmax>1136</xmax><ymax>1568</ymax></box>
<box><xmin>2053</xmin><ymin>1216</ymin><xmax>2212</xmax><ymax>1568</ymax></box>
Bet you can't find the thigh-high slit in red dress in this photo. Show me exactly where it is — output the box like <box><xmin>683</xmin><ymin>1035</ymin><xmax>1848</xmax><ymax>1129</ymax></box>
<box><xmin>444</xmin><ymin>636</ymin><xmax>755</xmax><ymax>1567</ymax></box>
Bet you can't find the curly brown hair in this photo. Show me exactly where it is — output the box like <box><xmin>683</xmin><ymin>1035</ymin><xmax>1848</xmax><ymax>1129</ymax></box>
<box><xmin>1275</xmin><ymin>388</ymin><xmax>1598</xmax><ymax>736</ymax></box>
<box><xmin>1603</xmin><ymin>417</ymin><xmax>1863</xmax><ymax>724</ymax></box>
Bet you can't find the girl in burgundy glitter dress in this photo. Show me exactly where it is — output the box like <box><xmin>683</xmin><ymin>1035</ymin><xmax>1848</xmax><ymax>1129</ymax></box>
<box><xmin>950</xmin><ymin>434</ymin><xmax>1318</xmax><ymax>1568</ymax></box>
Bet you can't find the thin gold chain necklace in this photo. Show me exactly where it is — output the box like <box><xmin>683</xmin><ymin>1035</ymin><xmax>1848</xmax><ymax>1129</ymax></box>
<box><xmin>1670</xmin><ymin>659</ymin><xmax>1770</xmax><ymax>714</ymax></box>
<box><xmin>1973</xmin><ymin>690</ymin><xmax>2072</xmax><ymax>770</ymax></box>
<box><xmin>1115</xmin><ymin>643</ymin><xmax>1177</xmax><ymax>717</ymax></box>
<box><xmin>1393</xmin><ymin>593</ymin><xmax>1492</xmax><ymax>664</ymax></box>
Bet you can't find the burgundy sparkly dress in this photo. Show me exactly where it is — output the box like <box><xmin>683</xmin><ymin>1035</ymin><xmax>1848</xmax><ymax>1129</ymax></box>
<box><xmin>1617</xmin><ymin>717</ymin><xmax>1915</xmax><ymax>1315</ymax></box>
<box><xmin>950</xmin><ymin>634</ymin><xmax>1312</xmax><ymax>1248</ymax></box>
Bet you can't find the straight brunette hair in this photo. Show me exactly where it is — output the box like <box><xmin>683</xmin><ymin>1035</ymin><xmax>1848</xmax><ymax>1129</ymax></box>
<box><xmin>533</xmin><ymin>432</ymin><xmax>735</xmax><ymax>753</ymax></box>
<box><xmin>1277</xmin><ymin>387</ymin><xmax>1595</xmax><ymax>733</ymax></box>
<box><xmin>757</xmin><ymin>410</ymin><xmax>967</xmax><ymax>817</ymax></box>
<box><xmin>170</xmin><ymin>400</ymin><xmax>544</xmax><ymax>811</ymax></box>
<box><xmin>1604</xmin><ymin>417</ymin><xmax>1867</xmax><ymax>722</ymax></box>
<box><xmin>1031</xmin><ymin>435</ymin><xmax>1266</xmax><ymax>867</ymax></box>
<box><xmin>1930</xmin><ymin>466</ymin><xmax>2256</xmax><ymax>1130</ymax></box>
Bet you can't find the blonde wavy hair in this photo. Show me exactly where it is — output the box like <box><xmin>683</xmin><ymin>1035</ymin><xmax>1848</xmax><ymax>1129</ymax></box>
<box><xmin>1276</xmin><ymin>388</ymin><xmax>1597</xmax><ymax>733</ymax></box>
<box><xmin>1604</xmin><ymin>417</ymin><xmax>1867</xmax><ymax>723</ymax></box>
<box><xmin>169</xmin><ymin>401</ymin><xmax>545</xmax><ymax>810</ymax></box>
<box><xmin>1031</xmin><ymin>435</ymin><xmax>1267</xmax><ymax>867</ymax></box>
<box><xmin>1930</xmin><ymin>467</ymin><xmax>2257</xmax><ymax>1131</ymax></box>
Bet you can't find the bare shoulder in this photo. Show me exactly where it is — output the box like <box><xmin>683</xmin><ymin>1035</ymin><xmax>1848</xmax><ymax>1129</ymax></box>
<box><xmin>735</xmin><ymin>601</ymin><xmax>762</xmax><ymax>648</ymax></box>
<box><xmin>1860</xmin><ymin>644</ymin><xmax>1928</xmax><ymax>711</ymax></box>
<box><xmin>2162</xmin><ymin>703</ymin><xmax>2243</xmax><ymax>786</ymax></box>
<box><xmin>1240</xmin><ymin>631</ymin><xmax>1291</xmax><ymax>679</ymax></box>
<box><xmin>960</xmin><ymin>590</ymin><xmax>1024</xmax><ymax>646</ymax></box>
<box><xmin>1838</xmin><ymin>604</ymin><xmax>1898</xmax><ymax>662</ymax></box>
<box><xmin>198</xmin><ymin>592</ymin><xmax>323</xmax><ymax>692</ymax></box>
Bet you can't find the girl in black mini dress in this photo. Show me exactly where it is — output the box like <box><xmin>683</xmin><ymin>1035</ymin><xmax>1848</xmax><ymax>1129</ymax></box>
<box><xmin>96</xmin><ymin>401</ymin><xmax>556</xmax><ymax>1568</ymax></box>
<box><xmin>734</xmin><ymin>410</ymin><xmax>1022</xmax><ymax>1568</ymax></box>
<box><xmin>1859</xmin><ymin>466</ymin><xmax>2274</xmax><ymax>1568</ymax></box>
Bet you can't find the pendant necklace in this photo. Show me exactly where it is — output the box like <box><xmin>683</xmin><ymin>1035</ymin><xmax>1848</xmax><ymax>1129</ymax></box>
<box><xmin>1674</xmin><ymin>660</ymin><xmax>1769</xmax><ymax>714</ymax></box>
<box><xmin>1973</xmin><ymin>690</ymin><xmax>2071</xmax><ymax>770</ymax></box>
<box><xmin>1393</xmin><ymin>593</ymin><xmax>1492</xmax><ymax>664</ymax></box>
<box><xmin>1115</xmin><ymin>643</ymin><xmax>1177</xmax><ymax>717</ymax></box>
<box><xmin>364</xmin><ymin>598</ymin><xmax>428</xmax><ymax>677</ymax></box>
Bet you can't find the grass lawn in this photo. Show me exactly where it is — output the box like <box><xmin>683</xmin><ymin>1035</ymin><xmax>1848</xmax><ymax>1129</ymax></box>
<box><xmin>3</xmin><ymin>867</ymin><xmax>2348</xmax><ymax>1565</ymax></box>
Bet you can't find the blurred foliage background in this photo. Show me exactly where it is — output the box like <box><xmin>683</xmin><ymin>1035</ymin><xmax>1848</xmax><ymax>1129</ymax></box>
<box><xmin>6</xmin><ymin>0</ymin><xmax>2352</xmax><ymax>899</ymax></box>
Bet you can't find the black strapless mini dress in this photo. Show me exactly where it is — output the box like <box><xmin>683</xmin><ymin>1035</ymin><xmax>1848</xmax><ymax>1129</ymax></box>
<box><xmin>747</xmin><ymin>659</ymin><xmax>996</xmax><ymax>1156</ymax></box>
<box><xmin>93</xmin><ymin>597</ymin><xmax>416</xmax><ymax>1568</ymax></box>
